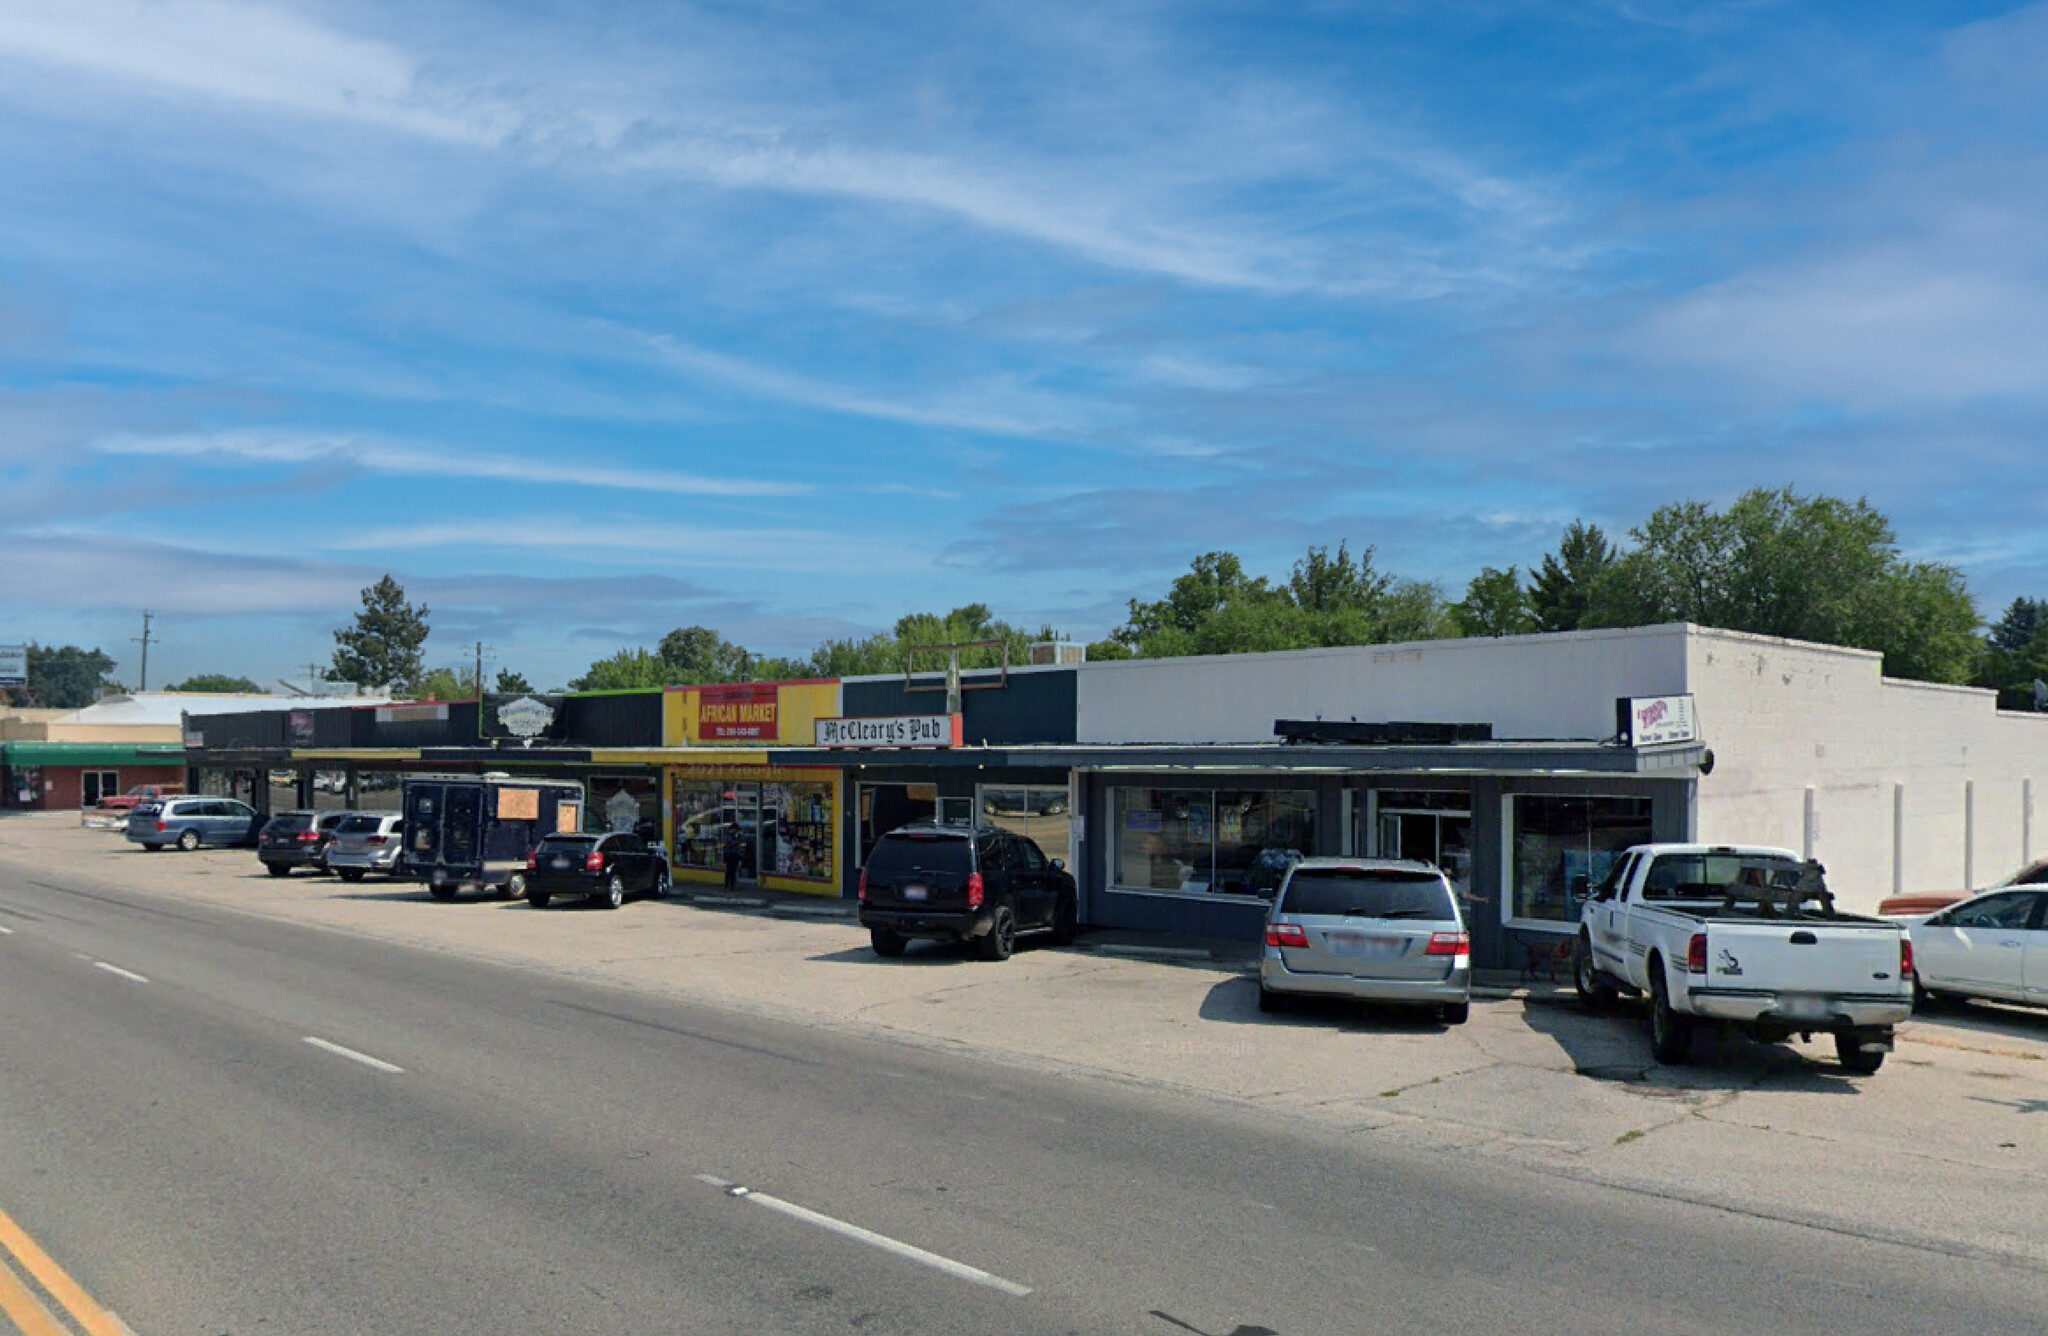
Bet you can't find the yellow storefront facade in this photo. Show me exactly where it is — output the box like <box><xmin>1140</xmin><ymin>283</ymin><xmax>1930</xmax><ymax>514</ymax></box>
<box><xmin>657</xmin><ymin>682</ymin><xmax>843</xmax><ymax>897</ymax></box>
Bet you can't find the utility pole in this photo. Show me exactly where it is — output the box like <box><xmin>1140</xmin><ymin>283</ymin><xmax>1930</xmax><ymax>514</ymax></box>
<box><xmin>473</xmin><ymin>641</ymin><xmax>493</xmax><ymax>695</ymax></box>
<box><xmin>133</xmin><ymin>611</ymin><xmax>155</xmax><ymax>692</ymax></box>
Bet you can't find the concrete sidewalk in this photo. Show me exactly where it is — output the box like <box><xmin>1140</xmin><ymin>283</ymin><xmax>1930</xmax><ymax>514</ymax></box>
<box><xmin>4</xmin><ymin>811</ymin><xmax>2045</xmax><ymax>1271</ymax></box>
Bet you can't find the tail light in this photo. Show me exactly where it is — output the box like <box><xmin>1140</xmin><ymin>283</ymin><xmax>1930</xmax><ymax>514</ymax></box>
<box><xmin>1900</xmin><ymin>937</ymin><xmax>1914</xmax><ymax>980</ymax></box>
<box><xmin>585</xmin><ymin>850</ymin><xmax>605</xmax><ymax>873</ymax></box>
<box><xmin>1686</xmin><ymin>932</ymin><xmax>1709</xmax><ymax>974</ymax></box>
<box><xmin>297</xmin><ymin>831</ymin><xmax>321</xmax><ymax>843</ymax></box>
<box><xmin>365</xmin><ymin>835</ymin><xmax>388</xmax><ymax>846</ymax></box>
<box><xmin>155</xmin><ymin>820</ymin><xmax>168</xmax><ymax>833</ymax></box>
<box><xmin>525</xmin><ymin>850</ymin><xmax>539</xmax><ymax>871</ymax></box>
<box><xmin>1265</xmin><ymin>923</ymin><xmax>1310</xmax><ymax>948</ymax></box>
<box><xmin>1425</xmin><ymin>932</ymin><xmax>1470</xmax><ymax>957</ymax></box>
<box><xmin>857</xmin><ymin>868</ymin><xmax>867</xmax><ymax>902</ymax></box>
<box><xmin>966</xmin><ymin>872</ymin><xmax>984</xmax><ymax>909</ymax></box>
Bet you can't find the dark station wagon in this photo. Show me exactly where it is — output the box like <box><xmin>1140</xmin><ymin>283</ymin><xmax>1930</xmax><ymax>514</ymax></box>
<box><xmin>523</xmin><ymin>832</ymin><xmax>670</xmax><ymax>909</ymax></box>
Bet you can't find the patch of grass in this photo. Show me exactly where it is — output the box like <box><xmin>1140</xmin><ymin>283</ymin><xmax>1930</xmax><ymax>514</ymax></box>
<box><xmin>1379</xmin><ymin>1089</ymin><xmax>1401</xmax><ymax>1098</ymax></box>
<box><xmin>1614</xmin><ymin>1129</ymin><xmax>1645</xmax><ymax>1146</ymax></box>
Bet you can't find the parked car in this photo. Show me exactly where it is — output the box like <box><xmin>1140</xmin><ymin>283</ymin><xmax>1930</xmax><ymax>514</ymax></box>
<box><xmin>1878</xmin><ymin>858</ymin><xmax>2048</xmax><ymax>919</ymax></box>
<box><xmin>1575</xmin><ymin>843</ymin><xmax>1912</xmax><ymax>1073</ymax></box>
<box><xmin>326</xmin><ymin>812</ymin><xmax>405</xmax><ymax>882</ymax></box>
<box><xmin>1909</xmin><ymin>886</ymin><xmax>2048</xmax><ymax>1012</ymax></box>
<box><xmin>1258</xmin><ymin>858</ymin><xmax>1471</xmax><ymax>1023</ymax></box>
<box><xmin>125</xmin><ymin>797</ymin><xmax>260</xmax><ymax>851</ymax></box>
<box><xmin>95</xmin><ymin>783</ymin><xmax>185</xmax><ymax>813</ymax></box>
<box><xmin>859</xmin><ymin>824</ymin><xmax>1078</xmax><ymax>961</ymax></box>
<box><xmin>256</xmin><ymin>809</ymin><xmax>356</xmax><ymax>876</ymax></box>
<box><xmin>523</xmin><ymin>832</ymin><xmax>669</xmax><ymax>909</ymax></box>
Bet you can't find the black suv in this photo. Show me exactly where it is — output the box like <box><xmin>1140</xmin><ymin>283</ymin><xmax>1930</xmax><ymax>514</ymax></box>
<box><xmin>257</xmin><ymin>809</ymin><xmax>354</xmax><ymax>876</ymax></box>
<box><xmin>859</xmin><ymin>824</ymin><xmax>1078</xmax><ymax>960</ymax></box>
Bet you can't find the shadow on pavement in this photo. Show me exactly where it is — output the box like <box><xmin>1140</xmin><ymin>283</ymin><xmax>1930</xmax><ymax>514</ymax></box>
<box><xmin>1520</xmin><ymin>997</ymin><xmax>1866</xmax><ymax>1094</ymax></box>
<box><xmin>1913</xmin><ymin>997</ymin><xmax>2048</xmax><ymax>1045</ymax></box>
<box><xmin>1196</xmin><ymin>975</ymin><xmax>1453</xmax><ymax>1033</ymax></box>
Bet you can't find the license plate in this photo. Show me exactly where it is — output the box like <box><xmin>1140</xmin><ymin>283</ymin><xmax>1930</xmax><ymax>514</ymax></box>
<box><xmin>1780</xmin><ymin>994</ymin><xmax>1831</xmax><ymax>1020</ymax></box>
<box><xmin>903</xmin><ymin>884</ymin><xmax>928</xmax><ymax>901</ymax></box>
<box><xmin>1326</xmin><ymin>931</ymin><xmax>1401</xmax><ymax>958</ymax></box>
<box><xmin>550</xmin><ymin>856</ymin><xmax>571</xmax><ymax>869</ymax></box>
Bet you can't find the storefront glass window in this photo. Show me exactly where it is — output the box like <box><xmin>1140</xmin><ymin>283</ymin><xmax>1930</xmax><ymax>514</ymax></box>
<box><xmin>763</xmin><ymin>781</ymin><xmax>834</xmax><ymax>883</ymax></box>
<box><xmin>1509</xmin><ymin>795</ymin><xmax>1655</xmax><ymax>926</ymax></box>
<box><xmin>1113</xmin><ymin>786</ymin><xmax>1316</xmax><ymax>896</ymax></box>
<box><xmin>671</xmin><ymin>780</ymin><xmax>727</xmax><ymax>872</ymax></box>
<box><xmin>355</xmin><ymin>770</ymin><xmax>403</xmax><ymax>811</ymax></box>
<box><xmin>977</xmin><ymin>786</ymin><xmax>1071</xmax><ymax>861</ymax></box>
<box><xmin>312</xmin><ymin>769</ymin><xmax>349</xmax><ymax>810</ymax></box>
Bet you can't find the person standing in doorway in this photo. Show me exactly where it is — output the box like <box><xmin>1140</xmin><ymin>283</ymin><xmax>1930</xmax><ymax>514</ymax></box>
<box><xmin>723</xmin><ymin>820</ymin><xmax>744</xmax><ymax>890</ymax></box>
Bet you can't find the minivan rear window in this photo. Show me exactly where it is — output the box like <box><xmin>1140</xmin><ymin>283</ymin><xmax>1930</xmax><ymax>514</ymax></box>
<box><xmin>337</xmin><ymin>815</ymin><xmax>384</xmax><ymax>834</ymax></box>
<box><xmin>1279</xmin><ymin>868</ymin><xmax>1455</xmax><ymax>920</ymax></box>
<box><xmin>865</xmin><ymin>834</ymin><xmax>973</xmax><ymax>879</ymax></box>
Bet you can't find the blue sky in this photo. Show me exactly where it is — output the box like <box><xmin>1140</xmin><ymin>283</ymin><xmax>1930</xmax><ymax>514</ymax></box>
<box><xmin>3</xmin><ymin>0</ymin><xmax>2045</xmax><ymax>691</ymax></box>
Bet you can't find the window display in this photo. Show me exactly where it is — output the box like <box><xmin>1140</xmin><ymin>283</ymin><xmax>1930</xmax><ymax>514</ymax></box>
<box><xmin>1509</xmin><ymin>794</ymin><xmax>1654</xmax><ymax>925</ymax></box>
<box><xmin>977</xmin><ymin>785</ymin><xmax>1070</xmax><ymax>860</ymax></box>
<box><xmin>1112</xmin><ymin>786</ymin><xmax>1315</xmax><ymax>896</ymax></box>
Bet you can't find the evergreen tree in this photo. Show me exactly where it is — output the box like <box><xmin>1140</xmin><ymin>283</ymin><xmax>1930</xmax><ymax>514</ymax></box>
<box><xmin>1528</xmin><ymin>521</ymin><xmax>1616</xmax><ymax>632</ymax></box>
<box><xmin>328</xmin><ymin>575</ymin><xmax>430</xmax><ymax>694</ymax></box>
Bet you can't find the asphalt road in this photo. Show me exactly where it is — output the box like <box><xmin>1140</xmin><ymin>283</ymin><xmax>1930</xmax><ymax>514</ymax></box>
<box><xmin>1</xmin><ymin>865</ymin><xmax>2043</xmax><ymax>1335</ymax></box>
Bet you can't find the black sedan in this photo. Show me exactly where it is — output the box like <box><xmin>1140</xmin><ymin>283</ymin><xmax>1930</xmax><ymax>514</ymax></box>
<box><xmin>522</xmin><ymin>832</ymin><xmax>669</xmax><ymax>909</ymax></box>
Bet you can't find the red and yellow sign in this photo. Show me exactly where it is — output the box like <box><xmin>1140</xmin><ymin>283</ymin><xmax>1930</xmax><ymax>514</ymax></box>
<box><xmin>697</xmin><ymin>682</ymin><xmax>780</xmax><ymax>741</ymax></box>
<box><xmin>663</xmin><ymin>681</ymin><xmax>841</xmax><ymax>747</ymax></box>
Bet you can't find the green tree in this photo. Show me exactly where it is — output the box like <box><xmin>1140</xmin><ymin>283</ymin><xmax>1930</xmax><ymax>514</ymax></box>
<box><xmin>1453</xmin><ymin>566</ymin><xmax>1535</xmax><ymax>638</ymax></box>
<box><xmin>569</xmin><ymin>648</ymin><xmax>672</xmax><ymax>691</ymax></box>
<box><xmin>328</xmin><ymin>575</ymin><xmax>429</xmax><ymax>694</ymax></box>
<box><xmin>494</xmin><ymin>669</ymin><xmax>533</xmax><ymax>693</ymax></box>
<box><xmin>657</xmin><ymin>626</ymin><xmax>754</xmax><ymax>682</ymax></box>
<box><xmin>169</xmin><ymin>673</ymin><xmax>261</xmax><ymax>693</ymax></box>
<box><xmin>1973</xmin><ymin>597</ymin><xmax>2048</xmax><ymax>710</ymax></box>
<box><xmin>417</xmin><ymin>666</ymin><xmax>479</xmax><ymax>701</ymax></box>
<box><xmin>1528</xmin><ymin>521</ymin><xmax>1617</xmax><ymax>632</ymax></box>
<box><xmin>25</xmin><ymin>643</ymin><xmax>117</xmax><ymax>708</ymax></box>
<box><xmin>1584</xmin><ymin>488</ymin><xmax>1980</xmax><ymax>683</ymax></box>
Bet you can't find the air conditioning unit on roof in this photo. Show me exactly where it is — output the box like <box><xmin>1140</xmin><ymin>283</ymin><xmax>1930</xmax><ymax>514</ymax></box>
<box><xmin>1028</xmin><ymin>642</ymin><xmax>1086</xmax><ymax>666</ymax></box>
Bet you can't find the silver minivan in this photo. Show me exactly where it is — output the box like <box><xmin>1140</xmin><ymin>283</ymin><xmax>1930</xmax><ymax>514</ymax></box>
<box><xmin>1258</xmin><ymin>858</ymin><xmax>1471</xmax><ymax>1023</ymax></box>
<box><xmin>125</xmin><ymin>797</ymin><xmax>260</xmax><ymax>851</ymax></box>
<box><xmin>324</xmin><ymin>812</ymin><xmax>405</xmax><ymax>882</ymax></box>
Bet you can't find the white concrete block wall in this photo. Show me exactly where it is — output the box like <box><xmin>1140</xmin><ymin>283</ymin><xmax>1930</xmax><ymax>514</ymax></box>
<box><xmin>1077</xmin><ymin>625</ymin><xmax>1692</xmax><ymax>744</ymax></box>
<box><xmin>1688</xmin><ymin>629</ymin><xmax>2048</xmax><ymax>910</ymax></box>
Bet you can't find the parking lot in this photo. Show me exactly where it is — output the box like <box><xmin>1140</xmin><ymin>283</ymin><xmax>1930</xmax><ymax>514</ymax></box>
<box><xmin>6</xmin><ymin>810</ymin><xmax>2047</xmax><ymax>1269</ymax></box>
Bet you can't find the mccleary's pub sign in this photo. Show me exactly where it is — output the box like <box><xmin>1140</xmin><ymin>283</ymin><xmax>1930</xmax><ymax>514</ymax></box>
<box><xmin>814</xmin><ymin>714</ymin><xmax>963</xmax><ymax>748</ymax></box>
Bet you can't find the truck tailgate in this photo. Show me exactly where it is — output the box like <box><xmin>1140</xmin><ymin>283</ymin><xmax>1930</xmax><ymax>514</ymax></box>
<box><xmin>1704</xmin><ymin>921</ymin><xmax>1905</xmax><ymax>998</ymax></box>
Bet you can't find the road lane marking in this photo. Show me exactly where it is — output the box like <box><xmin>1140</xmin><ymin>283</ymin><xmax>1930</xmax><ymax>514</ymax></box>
<box><xmin>694</xmin><ymin>1175</ymin><xmax>1031</xmax><ymax>1298</ymax></box>
<box><xmin>303</xmin><ymin>1037</ymin><xmax>405</xmax><ymax>1073</ymax></box>
<box><xmin>0</xmin><ymin>1253</ymin><xmax>69</xmax><ymax>1336</ymax></box>
<box><xmin>0</xmin><ymin>1203</ymin><xmax>130</xmax><ymax>1336</ymax></box>
<box><xmin>91</xmin><ymin>962</ymin><xmax>149</xmax><ymax>984</ymax></box>
<box><xmin>0</xmin><ymin>924</ymin><xmax>14</xmax><ymax>934</ymax></box>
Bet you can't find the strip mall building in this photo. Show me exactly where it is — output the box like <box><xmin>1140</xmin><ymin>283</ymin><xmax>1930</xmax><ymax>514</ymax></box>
<box><xmin>177</xmin><ymin>624</ymin><xmax>2045</xmax><ymax>971</ymax></box>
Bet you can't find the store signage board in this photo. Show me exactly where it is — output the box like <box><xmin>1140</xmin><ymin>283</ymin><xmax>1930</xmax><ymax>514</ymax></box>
<box><xmin>480</xmin><ymin>692</ymin><xmax>568</xmax><ymax>742</ymax></box>
<box><xmin>0</xmin><ymin>644</ymin><xmax>24</xmax><ymax>686</ymax></box>
<box><xmin>1618</xmin><ymin>694</ymin><xmax>1698</xmax><ymax>746</ymax></box>
<box><xmin>814</xmin><ymin>714</ymin><xmax>963</xmax><ymax>748</ymax></box>
<box><xmin>699</xmin><ymin>682</ymin><xmax>779</xmax><ymax>741</ymax></box>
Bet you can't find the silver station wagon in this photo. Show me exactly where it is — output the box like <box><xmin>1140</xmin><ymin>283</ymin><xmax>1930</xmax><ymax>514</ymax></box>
<box><xmin>1259</xmin><ymin>857</ymin><xmax>1472</xmax><ymax>1024</ymax></box>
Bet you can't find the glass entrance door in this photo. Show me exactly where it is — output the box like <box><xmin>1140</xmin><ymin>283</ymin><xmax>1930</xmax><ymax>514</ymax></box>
<box><xmin>1355</xmin><ymin>789</ymin><xmax>1474</xmax><ymax>900</ymax></box>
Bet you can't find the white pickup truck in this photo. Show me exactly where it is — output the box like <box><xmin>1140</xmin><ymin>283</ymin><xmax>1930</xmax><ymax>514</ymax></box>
<box><xmin>1573</xmin><ymin>843</ymin><xmax>1913</xmax><ymax>1073</ymax></box>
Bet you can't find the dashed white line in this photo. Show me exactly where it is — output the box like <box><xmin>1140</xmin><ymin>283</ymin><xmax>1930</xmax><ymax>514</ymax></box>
<box><xmin>0</xmin><ymin>924</ymin><xmax>13</xmax><ymax>934</ymax></box>
<box><xmin>303</xmin><ymin>1037</ymin><xmax>405</xmax><ymax>1074</ymax></box>
<box><xmin>92</xmin><ymin>962</ymin><xmax>149</xmax><ymax>983</ymax></box>
<box><xmin>694</xmin><ymin>1175</ymin><xmax>1032</xmax><ymax>1297</ymax></box>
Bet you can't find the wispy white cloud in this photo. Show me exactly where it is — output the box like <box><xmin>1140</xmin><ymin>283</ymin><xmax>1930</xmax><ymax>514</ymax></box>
<box><xmin>91</xmin><ymin>429</ymin><xmax>807</xmax><ymax>498</ymax></box>
<box><xmin>324</xmin><ymin>517</ymin><xmax>935</xmax><ymax>576</ymax></box>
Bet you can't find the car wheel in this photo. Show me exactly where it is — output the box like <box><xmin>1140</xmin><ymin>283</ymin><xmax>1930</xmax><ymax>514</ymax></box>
<box><xmin>603</xmin><ymin>873</ymin><xmax>625</xmax><ymax>909</ymax></box>
<box><xmin>870</xmin><ymin>928</ymin><xmax>908</xmax><ymax>958</ymax></box>
<box><xmin>1441</xmin><ymin>1001</ymin><xmax>1470</xmax><ymax>1025</ymax></box>
<box><xmin>176</xmin><ymin>829</ymin><xmax>200</xmax><ymax>852</ymax></box>
<box><xmin>529</xmin><ymin>890</ymin><xmax>552</xmax><ymax>909</ymax></box>
<box><xmin>1049</xmin><ymin>892</ymin><xmax>1079</xmax><ymax>946</ymax></box>
<box><xmin>337</xmin><ymin>868</ymin><xmax>364</xmax><ymax>883</ymax></box>
<box><xmin>979</xmin><ymin>905</ymin><xmax>1017</xmax><ymax>961</ymax></box>
<box><xmin>264</xmin><ymin>862</ymin><xmax>290</xmax><ymax>877</ymax></box>
<box><xmin>428</xmin><ymin>883</ymin><xmax>457</xmax><ymax>902</ymax></box>
<box><xmin>651</xmin><ymin>864</ymin><xmax>671</xmax><ymax>898</ymax></box>
<box><xmin>1835</xmin><ymin>1033</ymin><xmax>1885</xmax><ymax>1075</ymax></box>
<box><xmin>1574</xmin><ymin>934</ymin><xmax>1617</xmax><ymax>1009</ymax></box>
<box><xmin>505</xmin><ymin>873</ymin><xmax>528</xmax><ymax>901</ymax></box>
<box><xmin>1647</xmin><ymin>965</ymin><xmax>1693</xmax><ymax>1066</ymax></box>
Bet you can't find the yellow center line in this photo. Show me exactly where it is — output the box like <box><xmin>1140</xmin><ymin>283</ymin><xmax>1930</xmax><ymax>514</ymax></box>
<box><xmin>0</xmin><ymin>1252</ymin><xmax>70</xmax><ymax>1336</ymax></box>
<box><xmin>0</xmin><ymin>1205</ymin><xmax>125</xmax><ymax>1336</ymax></box>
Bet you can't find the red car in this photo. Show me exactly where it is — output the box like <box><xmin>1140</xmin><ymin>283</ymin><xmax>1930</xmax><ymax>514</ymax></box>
<box><xmin>96</xmin><ymin>784</ymin><xmax>185</xmax><ymax>813</ymax></box>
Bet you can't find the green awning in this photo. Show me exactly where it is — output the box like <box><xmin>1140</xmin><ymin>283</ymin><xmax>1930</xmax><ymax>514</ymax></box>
<box><xmin>0</xmin><ymin>742</ymin><xmax>189</xmax><ymax>768</ymax></box>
